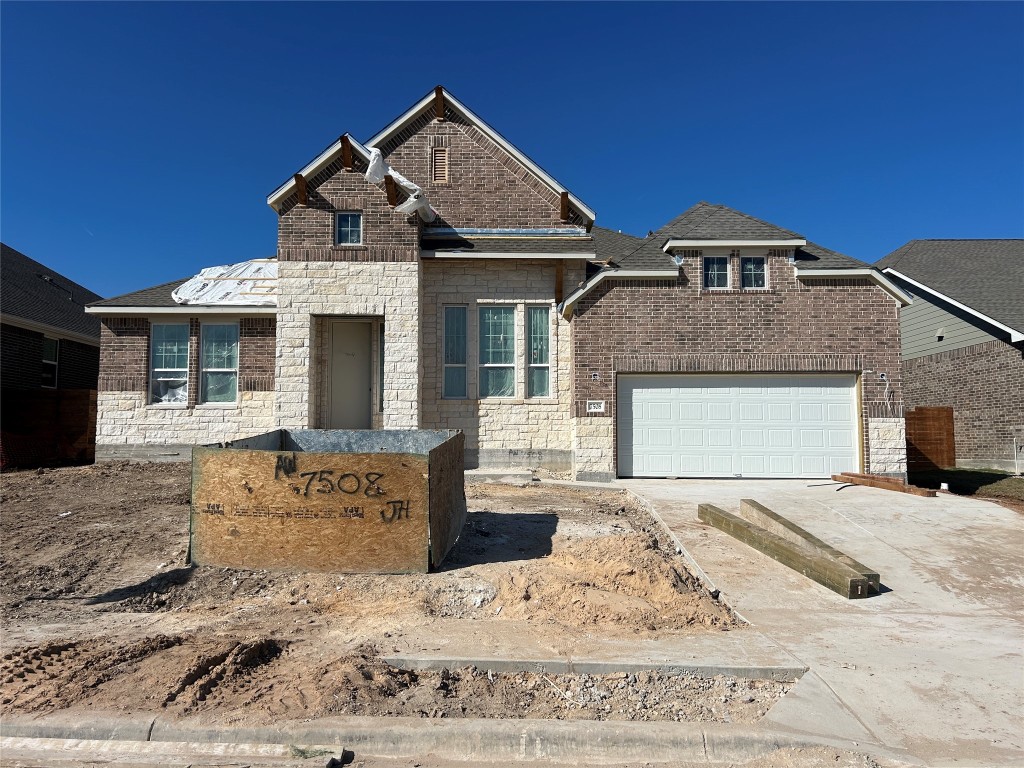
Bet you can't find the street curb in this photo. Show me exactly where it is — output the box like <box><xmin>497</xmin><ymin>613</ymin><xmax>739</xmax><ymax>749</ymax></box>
<box><xmin>381</xmin><ymin>655</ymin><xmax>807</xmax><ymax>682</ymax></box>
<box><xmin>0</xmin><ymin>714</ymin><xmax>881</xmax><ymax>764</ymax></box>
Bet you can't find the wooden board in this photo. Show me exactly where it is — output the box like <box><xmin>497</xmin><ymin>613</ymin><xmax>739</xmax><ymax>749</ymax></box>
<box><xmin>190</xmin><ymin>446</ymin><xmax>430</xmax><ymax>573</ymax></box>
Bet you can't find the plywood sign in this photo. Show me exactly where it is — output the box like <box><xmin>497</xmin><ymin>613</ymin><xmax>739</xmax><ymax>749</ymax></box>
<box><xmin>190</xmin><ymin>446</ymin><xmax>430</xmax><ymax>573</ymax></box>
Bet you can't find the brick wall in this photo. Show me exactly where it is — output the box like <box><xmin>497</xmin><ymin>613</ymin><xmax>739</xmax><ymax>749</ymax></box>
<box><xmin>902</xmin><ymin>339</ymin><xmax>1024</xmax><ymax>470</ymax></box>
<box><xmin>98</xmin><ymin>318</ymin><xmax>149</xmax><ymax>391</ymax></box>
<box><xmin>58</xmin><ymin>338</ymin><xmax>100</xmax><ymax>389</ymax></box>
<box><xmin>1</xmin><ymin>323</ymin><xmax>98</xmax><ymax>391</ymax></box>
<box><xmin>239</xmin><ymin>317</ymin><xmax>276</xmax><ymax>391</ymax></box>
<box><xmin>571</xmin><ymin>254</ymin><xmax>905</xmax><ymax>477</ymax></box>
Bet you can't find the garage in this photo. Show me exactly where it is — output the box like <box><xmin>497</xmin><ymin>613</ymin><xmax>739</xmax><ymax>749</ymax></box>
<box><xmin>617</xmin><ymin>373</ymin><xmax>860</xmax><ymax>478</ymax></box>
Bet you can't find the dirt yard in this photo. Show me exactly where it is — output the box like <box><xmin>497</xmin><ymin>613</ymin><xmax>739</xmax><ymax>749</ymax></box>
<box><xmin>0</xmin><ymin>463</ymin><xmax>788</xmax><ymax>729</ymax></box>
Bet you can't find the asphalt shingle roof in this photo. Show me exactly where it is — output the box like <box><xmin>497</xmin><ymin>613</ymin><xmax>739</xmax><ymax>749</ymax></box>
<box><xmin>88</xmin><ymin>279</ymin><xmax>189</xmax><ymax>309</ymax></box>
<box><xmin>589</xmin><ymin>226</ymin><xmax>644</xmax><ymax>263</ymax></box>
<box><xmin>607</xmin><ymin>202</ymin><xmax>867</xmax><ymax>271</ymax></box>
<box><xmin>422</xmin><ymin>236</ymin><xmax>595</xmax><ymax>254</ymax></box>
<box><xmin>876</xmin><ymin>239</ymin><xmax>1024</xmax><ymax>333</ymax></box>
<box><xmin>1</xmin><ymin>243</ymin><xmax>104</xmax><ymax>339</ymax></box>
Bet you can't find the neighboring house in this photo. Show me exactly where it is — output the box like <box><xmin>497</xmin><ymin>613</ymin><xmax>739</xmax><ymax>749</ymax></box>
<box><xmin>877</xmin><ymin>240</ymin><xmax>1024</xmax><ymax>472</ymax></box>
<box><xmin>86</xmin><ymin>87</ymin><xmax>911</xmax><ymax>480</ymax></box>
<box><xmin>1</xmin><ymin>243</ymin><xmax>103</xmax><ymax>467</ymax></box>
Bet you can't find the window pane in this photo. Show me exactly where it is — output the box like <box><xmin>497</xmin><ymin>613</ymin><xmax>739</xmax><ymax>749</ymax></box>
<box><xmin>151</xmin><ymin>376</ymin><xmax>187</xmax><ymax>404</ymax></box>
<box><xmin>527</xmin><ymin>306</ymin><xmax>549</xmax><ymax>366</ymax></box>
<box><xmin>41</xmin><ymin>361</ymin><xmax>57</xmax><ymax>388</ymax></box>
<box><xmin>528</xmin><ymin>367</ymin><xmax>549</xmax><ymax>398</ymax></box>
<box><xmin>336</xmin><ymin>213</ymin><xmax>362</xmax><ymax>245</ymax></box>
<box><xmin>444</xmin><ymin>367</ymin><xmax>467</xmax><ymax>398</ymax></box>
<box><xmin>703</xmin><ymin>257</ymin><xmax>728</xmax><ymax>288</ymax></box>
<box><xmin>742</xmin><ymin>257</ymin><xmax>766</xmax><ymax>288</ymax></box>
<box><xmin>202</xmin><ymin>372</ymin><xmax>237</xmax><ymax>403</ymax></box>
<box><xmin>152</xmin><ymin>324</ymin><xmax>189</xmax><ymax>370</ymax></box>
<box><xmin>480</xmin><ymin>367</ymin><xmax>514</xmax><ymax>398</ymax></box>
<box><xmin>202</xmin><ymin>324</ymin><xmax>238</xmax><ymax>369</ymax></box>
<box><xmin>42</xmin><ymin>338</ymin><xmax>58</xmax><ymax>362</ymax></box>
<box><xmin>479</xmin><ymin>307</ymin><xmax>513</xmax><ymax>365</ymax></box>
<box><xmin>444</xmin><ymin>306</ymin><xmax>466</xmax><ymax>365</ymax></box>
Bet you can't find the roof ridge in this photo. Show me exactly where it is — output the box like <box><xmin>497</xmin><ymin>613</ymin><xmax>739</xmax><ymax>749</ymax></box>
<box><xmin>672</xmin><ymin>202</ymin><xmax>722</xmax><ymax>237</ymax></box>
<box><xmin>714</xmin><ymin>203</ymin><xmax>803</xmax><ymax>239</ymax></box>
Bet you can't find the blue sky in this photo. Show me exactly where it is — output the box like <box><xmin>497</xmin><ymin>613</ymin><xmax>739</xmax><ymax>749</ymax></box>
<box><xmin>2</xmin><ymin>1</ymin><xmax>1022</xmax><ymax>299</ymax></box>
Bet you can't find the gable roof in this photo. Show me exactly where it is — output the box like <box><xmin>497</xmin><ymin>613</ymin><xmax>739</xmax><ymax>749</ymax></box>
<box><xmin>608</xmin><ymin>202</ymin><xmax>868</xmax><ymax>271</ymax></box>
<box><xmin>267</xmin><ymin>132</ymin><xmax>375</xmax><ymax>212</ymax></box>
<box><xmin>1</xmin><ymin>243</ymin><xmax>103</xmax><ymax>341</ymax></box>
<box><xmin>877</xmin><ymin>239</ymin><xmax>1024</xmax><ymax>337</ymax></box>
<box><xmin>589</xmin><ymin>226</ymin><xmax>645</xmax><ymax>263</ymax></box>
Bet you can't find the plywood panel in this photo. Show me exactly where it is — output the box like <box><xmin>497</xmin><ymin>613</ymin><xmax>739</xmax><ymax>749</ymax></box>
<box><xmin>191</xmin><ymin>447</ymin><xmax>430</xmax><ymax>573</ymax></box>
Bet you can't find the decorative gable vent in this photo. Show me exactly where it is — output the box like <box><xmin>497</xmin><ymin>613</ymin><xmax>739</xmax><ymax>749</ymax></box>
<box><xmin>431</xmin><ymin>147</ymin><xmax>449</xmax><ymax>183</ymax></box>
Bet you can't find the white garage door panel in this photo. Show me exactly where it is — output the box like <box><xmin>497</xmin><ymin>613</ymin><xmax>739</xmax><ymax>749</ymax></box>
<box><xmin>617</xmin><ymin>374</ymin><xmax>859</xmax><ymax>478</ymax></box>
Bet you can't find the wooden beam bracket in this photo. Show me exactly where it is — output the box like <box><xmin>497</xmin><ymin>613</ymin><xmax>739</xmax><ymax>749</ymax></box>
<box><xmin>340</xmin><ymin>134</ymin><xmax>353</xmax><ymax>171</ymax></box>
<box><xmin>293</xmin><ymin>174</ymin><xmax>308</xmax><ymax>206</ymax></box>
<box><xmin>434</xmin><ymin>85</ymin><xmax>445</xmax><ymax>121</ymax></box>
<box><xmin>559</xmin><ymin>191</ymin><xmax>570</xmax><ymax>223</ymax></box>
<box><xmin>384</xmin><ymin>175</ymin><xmax>398</xmax><ymax>206</ymax></box>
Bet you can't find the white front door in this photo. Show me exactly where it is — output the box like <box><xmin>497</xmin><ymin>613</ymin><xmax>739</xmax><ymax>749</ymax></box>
<box><xmin>328</xmin><ymin>320</ymin><xmax>372</xmax><ymax>429</ymax></box>
<box><xmin>617</xmin><ymin>373</ymin><xmax>859</xmax><ymax>478</ymax></box>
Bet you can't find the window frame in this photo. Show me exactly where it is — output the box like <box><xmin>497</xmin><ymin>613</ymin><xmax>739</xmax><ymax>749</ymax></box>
<box><xmin>478</xmin><ymin>305</ymin><xmax>516</xmax><ymax>399</ymax></box>
<box><xmin>335</xmin><ymin>211</ymin><xmax>363</xmax><ymax>246</ymax></box>
<box><xmin>199</xmin><ymin>322</ymin><xmax>240</xmax><ymax>406</ymax></box>
<box><xmin>149</xmin><ymin>322</ymin><xmax>190</xmax><ymax>406</ymax></box>
<box><xmin>526</xmin><ymin>305</ymin><xmax>551</xmax><ymax>399</ymax></box>
<box><xmin>740</xmin><ymin>256</ymin><xmax>767</xmax><ymax>289</ymax></box>
<box><xmin>702</xmin><ymin>255</ymin><xmax>730</xmax><ymax>290</ymax></box>
<box><xmin>41</xmin><ymin>336</ymin><xmax>59</xmax><ymax>389</ymax></box>
<box><xmin>442</xmin><ymin>305</ymin><xmax>468</xmax><ymax>399</ymax></box>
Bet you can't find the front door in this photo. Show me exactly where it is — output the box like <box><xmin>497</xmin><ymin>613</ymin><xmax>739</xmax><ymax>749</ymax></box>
<box><xmin>328</xmin><ymin>320</ymin><xmax>372</xmax><ymax>429</ymax></box>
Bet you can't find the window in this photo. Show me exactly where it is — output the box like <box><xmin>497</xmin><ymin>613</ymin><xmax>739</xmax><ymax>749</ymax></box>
<box><xmin>431</xmin><ymin>147</ymin><xmax>449</xmax><ymax>183</ymax></box>
<box><xmin>703</xmin><ymin>256</ymin><xmax>729</xmax><ymax>289</ymax></box>
<box><xmin>200</xmin><ymin>323</ymin><xmax>238</xmax><ymax>404</ymax></box>
<box><xmin>151</xmin><ymin>324</ymin><xmax>189</xmax><ymax>404</ymax></box>
<box><xmin>479</xmin><ymin>306</ymin><xmax>514</xmax><ymax>398</ymax></box>
<box><xmin>741</xmin><ymin>256</ymin><xmax>766</xmax><ymax>288</ymax></box>
<box><xmin>41</xmin><ymin>337</ymin><xmax>58</xmax><ymax>389</ymax></box>
<box><xmin>527</xmin><ymin>306</ymin><xmax>550</xmax><ymax>398</ymax></box>
<box><xmin>443</xmin><ymin>306</ymin><xmax>467</xmax><ymax>398</ymax></box>
<box><xmin>335</xmin><ymin>212</ymin><xmax>362</xmax><ymax>245</ymax></box>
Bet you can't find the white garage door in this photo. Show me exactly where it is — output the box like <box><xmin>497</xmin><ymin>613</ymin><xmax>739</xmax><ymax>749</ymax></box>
<box><xmin>617</xmin><ymin>374</ymin><xmax>859</xmax><ymax>478</ymax></box>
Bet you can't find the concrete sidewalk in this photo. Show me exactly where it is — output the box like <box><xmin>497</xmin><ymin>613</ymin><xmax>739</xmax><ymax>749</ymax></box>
<box><xmin>623</xmin><ymin>478</ymin><xmax>1024</xmax><ymax>767</ymax></box>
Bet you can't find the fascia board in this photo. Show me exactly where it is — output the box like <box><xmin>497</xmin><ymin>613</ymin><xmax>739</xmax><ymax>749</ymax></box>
<box><xmin>663</xmin><ymin>239</ymin><xmax>807</xmax><ymax>252</ymax></box>
<box><xmin>266</xmin><ymin>134</ymin><xmax>372</xmax><ymax>210</ymax></box>
<box><xmin>559</xmin><ymin>269</ymin><xmax>678</xmax><ymax>319</ymax></box>
<box><xmin>366</xmin><ymin>89</ymin><xmax>597</xmax><ymax>223</ymax></box>
<box><xmin>422</xmin><ymin>252</ymin><xmax>595</xmax><ymax>260</ymax></box>
<box><xmin>0</xmin><ymin>314</ymin><xmax>99</xmax><ymax>347</ymax></box>
<box><xmin>85</xmin><ymin>306</ymin><xmax>278</xmax><ymax>316</ymax></box>
<box><xmin>798</xmin><ymin>268</ymin><xmax>914</xmax><ymax>307</ymax></box>
<box><xmin>882</xmin><ymin>268</ymin><xmax>1022</xmax><ymax>341</ymax></box>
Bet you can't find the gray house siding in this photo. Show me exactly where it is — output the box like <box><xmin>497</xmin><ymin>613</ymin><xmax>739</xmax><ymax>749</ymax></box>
<box><xmin>899</xmin><ymin>288</ymin><xmax>1003</xmax><ymax>360</ymax></box>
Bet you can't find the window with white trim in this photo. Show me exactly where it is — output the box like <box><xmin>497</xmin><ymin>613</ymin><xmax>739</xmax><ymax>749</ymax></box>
<box><xmin>741</xmin><ymin>256</ymin><xmax>766</xmax><ymax>288</ymax></box>
<box><xmin>442</xmin><ymin>306</ymin><xmax>467</xmax><ymax>398</ymax></box>
<box><xmin>703</xmin><ymin>256</ymin><xmax>729</xmax><ymax>289</ymax></box>
<box><xmin>200</xmin><ymin>323</ymin><xmax>238</xmax><ymax>404</ymax></box>
<box><xmin>150</xmin><ymin>324</ymin><xmax>189</xmax><ymax>404</ymax></box>
<box><xmin>479</xmin><ymin>306</ymin><xmax>514</xmax><ymax>398</ymax></box>
<box><xmin>527</xmin><ymin>306</ymin><xmax>550</xmax><ymax>398</ymax></box>
<box><xmin>335</xmin><ymin>212</ymin><xmax>363</xmax><ymax>245</ymax></box>
<box><xmin>41</xmin><ymin>337</ymin><xmax>58</xmax><ymax>389</ymax></box>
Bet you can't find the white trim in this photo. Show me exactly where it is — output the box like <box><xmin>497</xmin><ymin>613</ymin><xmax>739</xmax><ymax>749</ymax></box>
<box><xmin>797</xmin><ymin>268</ymin><xmax>913</xmax><ymax>306</ymax></box>
<box><xmin>0</xmin><ymin>314</ymin><xmax>99</xmax><ymax>347</ymax></box>
<box><xmin>701</xmin><ymin>254</ymin><xmax>731</xmax><ymax>290</ymax></box>
<box><xmin>266</xmin><ymin>134</ymin><xmax>373</xmax><ymax>210</ymax></box>
<box><xmin>366</xmin><ymin>89</ymin><xmax>596</xmax><ymax>223</ymax></box>
<box><xmin>882</xmin><ymin>268</ymin><xmax>1022</xmax><ymax>341</ymax></box>
<box><xmin>559</xmin><ymin>269</ymin><xmax>679</xmax><ymax>319</ymax></box>
<box><xmin>422</xmin><ymin>251</ymin><xmax>595</xmax><ymax>260</ymax></box>
<box><xmin>85</xmin><ymin>306</ymin><xmax>277</xmax><ymax>316</ymax></box>
<box><xmin>664</xmin><ymin>238</ymin><xmax>806</xmax><ymax>252</ymax></box>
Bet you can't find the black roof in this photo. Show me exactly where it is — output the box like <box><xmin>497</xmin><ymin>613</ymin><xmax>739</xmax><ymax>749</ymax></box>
<box><xmin>1</xmin><ymin>243</ymin><xmax>104</xmax><ymax>339</ymax></box>
<box><xmin>589</xmin><ymin>226</ymin><xmax>645</xmax><ymax>263</ymax></box>
<box><xmin>88</xmin><ymin>278</ymin><xmax>189</xmax><ymax>309</ymax></box>
<box><xmin>876</xmin><ymin>239</ymin><xmax>1024</xmax><ymax>333</ymax></box>
<box><xmin>422</xmin><ymin>236</ymin><xmax>595</xmax><ymax>255</ymax></box>
<box><xmin>604</xmin><ymin>202</ymin><xmax>867</xmax><ymax>271</ymax></box>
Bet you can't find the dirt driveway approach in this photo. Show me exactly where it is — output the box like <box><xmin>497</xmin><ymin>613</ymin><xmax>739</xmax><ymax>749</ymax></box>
<box><xmin>627</xmin><ymin>478</ymin><xmax>1024</xmax><ymax>767</ymax></box>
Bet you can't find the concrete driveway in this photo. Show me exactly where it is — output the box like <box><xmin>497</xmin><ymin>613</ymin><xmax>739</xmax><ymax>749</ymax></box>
<box><xmin>622</xmin><ymin>478</ymin><xmax>1024</xmax><ymax>767</ymax></box>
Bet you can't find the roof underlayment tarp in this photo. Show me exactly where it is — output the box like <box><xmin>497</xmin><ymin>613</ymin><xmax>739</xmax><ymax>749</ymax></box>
<box><xmin>171</xmin><ymin>259</ymin><xmax>278</xmax><ymax>306</ymax></box>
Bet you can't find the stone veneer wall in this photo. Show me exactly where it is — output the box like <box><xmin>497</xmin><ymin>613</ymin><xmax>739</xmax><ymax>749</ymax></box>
<box><xmin>867</xmin><ymin>418</ymin><xmax>908</xmax><ymax>476</ymax></box>
<box><xmin>570</xmin><ymin>258</ymin><xmax>907</xmax><ymax>480</ymax></box>
<box><xmin>419</xmin><ymin>259</ymin><xmax>583</xmax><ymax>470</ymax></box>
<box><xmin>902</xmin><ymin>339</ymin><xmax>1024</xmax><ymax>471</ymax></box>
<box><xmin>274</xmin><ymin>261</ymin><xmax>420</xmax><ymax>430</ymax></box>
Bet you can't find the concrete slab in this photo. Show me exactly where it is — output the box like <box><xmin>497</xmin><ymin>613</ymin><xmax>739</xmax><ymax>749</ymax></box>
<box><xmin>622</xmin><ymin>478</ymin><xmax>1024</xmax><ymax>767</ymax></box>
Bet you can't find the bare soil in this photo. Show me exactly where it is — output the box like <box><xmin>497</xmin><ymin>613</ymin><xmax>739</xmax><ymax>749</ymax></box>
<box><xmin>0</xmin><ymin>463</ymin><xmax>785</xmax><ymax>728</ymax></box>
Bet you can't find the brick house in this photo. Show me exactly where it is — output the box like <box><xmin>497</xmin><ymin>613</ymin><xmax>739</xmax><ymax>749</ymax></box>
<box><xmin>86</xmin><ymin>87</ymin><xmax>911</xmax><ymax>479</ymax></box>
<box><xmin>877</xmin><ymin>240</ymin><xmax>1024</xmax><ymax>472</ymax></box>
<box><xmin>1</xmin><ymin>243</ymin><xmax>102</xmax><ymax>467</ymax></box>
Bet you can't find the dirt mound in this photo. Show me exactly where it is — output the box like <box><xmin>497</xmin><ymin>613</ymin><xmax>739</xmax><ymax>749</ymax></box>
<box><xmin>492</xmin><ymin>532</ymin><xmax>735</xmax><ymax>631</ymax></box>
